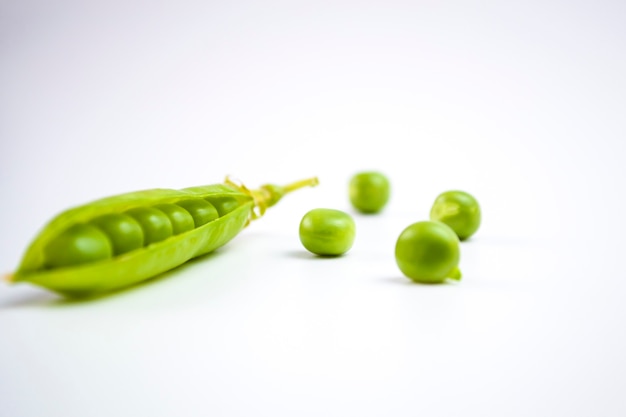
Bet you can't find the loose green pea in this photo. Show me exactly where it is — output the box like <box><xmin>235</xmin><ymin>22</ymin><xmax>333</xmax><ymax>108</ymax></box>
<box><xmin>154</xmin><ymin>204</ymin><xmax>195</xmax><ymax>235</ymax></box>
<box><xmin>430</xmin><ymin>190</ymin><xmax>481</xmax><ymax>241</ymax></box>
<box><xmin>44</xmin><ymin>224</ymin><xmax>112</xmax><ymax>268</ymax></box>
<box><xmin>349</xmin><ymin>171</ymin><xmax>390</xmax><ymax>213</ymax></box>
<box><xmin>91</xmin><ymin>213</ymin><xmax>144</xmax><ymax>255</ymax></box>
<box><xmin>176</xmin><ymin>199</ymin><xmax>219</xmax><ymax>227</ymax></box>
<box><xmin>395</xmin><ymin>220</ymin><xmax>461</xmax><ymax>284</ymax></box>
<box><xmin>299</xmin><ymin>208</ymin><xmax>355</xmax><ymax>256</ymax></box>
<box><xmin>125</xmin><ymin>207</ymin><xmax>173</xmax><ymax>245</ymax></box>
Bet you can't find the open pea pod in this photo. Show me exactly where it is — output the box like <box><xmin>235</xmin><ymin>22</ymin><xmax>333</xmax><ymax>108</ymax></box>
<box><xmin>8</xmin><ymin>176</ymin><xmax>318</xmax><ymax>297</ymax></box>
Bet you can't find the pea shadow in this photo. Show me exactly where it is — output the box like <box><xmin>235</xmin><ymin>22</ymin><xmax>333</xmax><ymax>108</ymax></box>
<box><xmin>380</xmin><ymin>276</ymin><xmax>461</xmax><ymax>287</ymax></box>
<box><xmin>283</xmin><ymin>250</ymin><xmax>349</xmax><ymax>260</ymax></box>
<box><xmin>462</xmin><ymin>235</ymin><xmax>536</xmax><ymax>247</ymax></box>
<box><xmin>1</xmin><ymin>250</ymin><xmax>224</xmax><ymax>309</ymax></box>
<box><xmin>0</xmin><ymin>289</ymin><xmax>61</xmax><ymax>309</ymax></box>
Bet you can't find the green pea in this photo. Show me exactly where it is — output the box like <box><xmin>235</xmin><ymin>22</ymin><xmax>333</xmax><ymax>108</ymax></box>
<box><xmin>154</xmin><ymin>204</ymin><xmax>195</xmax><ymax>235</ymax></box>
<box><xmin>205</xmin><ymin>195</ymin><xmax>240</xmax><ymax>217</ymax></box>
<box><xmin>91</xmin><ymin>213</ymin><xmax>144</xmax><ymax>255</ymax></box>
<box><xmin>395</xmin><ymin>220</ymin><xmax>461</xmax><ymax>284</ymax></box>
<box><xmin>299</xmin><ymin>208</ymin><xmax>355</xmax><ymax>256</ymax></box>
<box><xmin>349</xmin><ymin>171</ymin><xmax>390</xmax><ymax>213</ymax></box>
<box><xmin>429</xmin><ymin>190</ymin><xmax>481</xmax><ymax>241</ymax></box>
<box><xmin>125</xmin><ymin>207</ymin><xmax>173</xmax><ymax>245</ymax></box>
<box><xmin>176</xmin><ymin>199</ymin><xmax>219</xmax><ymax>227</ymax></box>
<box><xmin>44</xmin><ymin>224</ymin><xmax>112</xmax><ymax>268</ymax></box>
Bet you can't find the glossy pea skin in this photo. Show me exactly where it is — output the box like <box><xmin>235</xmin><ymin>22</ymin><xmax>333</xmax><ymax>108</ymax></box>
<box><xmin>349</xmin><ymin>171</ymin><xmax>390</xmax><ymax>213</ymax></box>
<box><xmin>154</xmin><ymin>204</ymin><xmax>195</xmax><ymax>235</ymax></box>
<box><xmin>44</xmin><ymin>224</ymin><xmax>112</xmax><ymax>268</ymax></box>
<box><xmin>176</xmin><ymin>199</ymin><xmax>219</xmax><ymax>227</ymax></box>
<box><xmin>299</xmin><ymin>208</ymin><xmax>355</xmax><ymax>256</ymax></box>
<box><xmin>430</xmin><ymin>190</ymin><xmax>481</xmax><ymax>241</ymax></box>
<box><xmin>91</xmin><ymin>213</ymin><xmax>144</xmax><ymax>255</ymax></box>
<box><xmin>395</xmin><ymin>221</ymin><xmax>461</xmax><ymax>283</ymax></box>
<box><xmin>125</xmin><ymin>207</ymin><xmax>173</xmax><ymax>245</ymax></box>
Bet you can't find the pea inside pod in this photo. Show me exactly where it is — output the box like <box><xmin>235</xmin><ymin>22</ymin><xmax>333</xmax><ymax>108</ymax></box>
<box><xmin>125</xmin><ymin>207</ymin><xmax>173</xmax><ymax>245</ymax></box>
<box><xmin>176</xmin><ymin>200</ymin><xmax>219</xmax><ymax>227</ymax></box>
<box><xmin>90</xmin><ymin>213</ymin><xmax>144</xmax><ymax>256</ymax></box>
<box><xmin>154</xmin><ymin>203</ymin><xmax>195</xmax><ymax>234</ymax></box>
<box><xmin>9</xmin><ymin>176</ymin><xmax>319</xmax><ymax>297</ymax></box>
<box><xmin>206</xmin><ymin>195</ymin><xmax>241</xmax><ymax>217</ymax></box>
<box><xmin>43</xmin><ymin>224</ymin><xmax>113</xmax><ymax>269</ymax></box>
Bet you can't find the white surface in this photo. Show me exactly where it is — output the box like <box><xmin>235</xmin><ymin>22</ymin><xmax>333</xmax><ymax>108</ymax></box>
<box><xmin>1</xmin><ymin>1</ymin><xmax>625</xmax><ymax>416</ymax></box>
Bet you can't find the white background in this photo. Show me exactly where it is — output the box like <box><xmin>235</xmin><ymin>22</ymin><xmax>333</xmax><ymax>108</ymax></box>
<box><xmin>1</xmin><ymin>1</ymin><xmax>625</xmax><ymax>416</ymax></box>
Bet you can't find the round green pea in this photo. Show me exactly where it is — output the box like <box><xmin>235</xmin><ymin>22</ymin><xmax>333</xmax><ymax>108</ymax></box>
<box><xmin>44</xmin><ymin>224</ymin><xmax>113</xmax><ymax>268</ymax></box>
<box><xmin>430</xmin><ymin>190</ymin><xmax>481</xmax><ymax>241</ymax></box>
<box><xmin>154</xmin><ymin>204</ymin><xmax>195</xmax><ymax>235</ymax></box>
<box><xmin>205</xmin><ymin>196</ymin><xmax>239</xmax><ymax>217</ymax></box>
<box><xmin>395</xmin><ymin>221</ymin><xmax>461</xmax><ymax>283</ymax></box>
<box><xmin>299</xmin><ymin>208</ymin><xmax>356</xmax><ymax>256</ymax></box>
<box><xmin>349</xmin><ymin>171</ymin><xmax>390</xmax><ymax>213</ymax></box>
<box><xmin>176</xmin><ymin>199</ymin><xmax>219</xmax><ymax>227</ymax></box>
<box><xmin>125</xmin><ymin>207</ymin><xmax>173</xmax><ymax>245</ymax></box>
<box><xmin>91</xmin><ymin>213</ymin><xmax>144</xmax><ymax>255</ymax></box>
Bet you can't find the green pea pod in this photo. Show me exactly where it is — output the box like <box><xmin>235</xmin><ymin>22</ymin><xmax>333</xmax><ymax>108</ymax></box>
<box><xmin>7</xmin><ymin>176</ymin><xmax>318</xmax><ymax>297</ymax></box>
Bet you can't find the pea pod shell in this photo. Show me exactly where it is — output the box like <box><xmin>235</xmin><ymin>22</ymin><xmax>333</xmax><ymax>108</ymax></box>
<box><xmin>13</xmin><ymin>184</ymin><xmax>253</xmax><ymax>297</ymax></box>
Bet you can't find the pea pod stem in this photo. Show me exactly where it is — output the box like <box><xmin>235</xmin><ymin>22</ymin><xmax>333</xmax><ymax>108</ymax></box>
<box><xmin>282</xmin><ymin>177</ymin><xmax>320</xmax><ymax>193</ymax></box>
<box><xmin>226</xmin><ymin>176</ymin><xmax>319</xmax><ymax>220</ymax></box>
